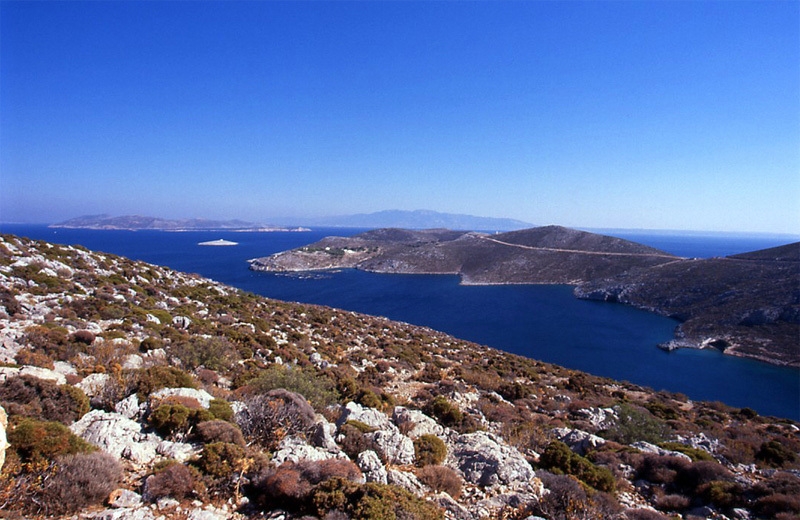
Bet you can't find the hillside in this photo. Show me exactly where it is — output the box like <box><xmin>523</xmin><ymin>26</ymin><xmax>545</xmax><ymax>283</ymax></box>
<box><xmin>250</xmin><ymin>227</ymin><xmax>799</xmax><ymax>367</ymax></box>
<box><xmin>1</xmin><ymin>233</ymin><xmax>799</xmax><ymax>520</ymax></box>
<box><xmin>575</xmin><ymin>243</ymin><xmax>800</xmax><ymax>367</ymax></box>
<box><xmin>249</xmin><ymin>225</ymin><xmax>679</xmax><ymax>284</ymax></box>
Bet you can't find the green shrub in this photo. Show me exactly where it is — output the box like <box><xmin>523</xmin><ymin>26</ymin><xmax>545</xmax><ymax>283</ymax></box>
<box><xmin>414</xmin><ymin>434</ymin><xmax>447</xmax><ymax>467</ymax></box>
<box><xmin>427</xmin><ymin>396</ymin><xmax>462</xmax><ymax>427</ymax></box>
<box><xmin>149</xmin><ymin>403</ymin><xmax>191</xmax><ymax>436</ymax></box>
<box><xmin>539</xmin><ymin>441</ymin><xmax>616</xmax><ymax>493</ymax></box>
<box><xmin>208</xmin><ymin>398</ymin><xmax>234</xmax><ymax>421</ymax></box>
<box><xmin>9</xmin><ymin>418</ymin><xmax>95</xmax><ymax>464</ymax></box>
<box><xmin>197</xmin><ymin>442</ymin><xmax>245</xmax><ymax>478</ymax></box>
<box><xmin>246</xmin><ymin>365</ymin><xmax>338</xmax><ymax>410</ymax></box>
<box><xmin>312</xmin><ymin>478</ymin><xmax>444</xmax><ymax>520</ymax></box>
<box><xmin>603</xmin><ymin>403</ymin><xmax>669</xmax><ymax>445</ymax></box>
<box><xmin>134</xmin><ymin>366</ymin><xmax>197</xmax><ymax>397</ymax></box>
<box><xmin>0</xmin><ymin>375</ymin><xmax>89</xmax><ymax>424</ymax></box>
<box><xmin>169</xmin><ymin>336</ymin><xmax>239</xmax><ymax>371</ymax></box>
<box><xmin>756</xmin><ymin>440</ymin><xmax>797</xmax><ymax>467</ymax></box>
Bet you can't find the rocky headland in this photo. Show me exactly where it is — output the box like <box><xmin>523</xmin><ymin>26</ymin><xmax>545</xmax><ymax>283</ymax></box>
<box><xmin>249</xmin><ymin>226</ymin><xmax>800</xmax><ymax>367</ymax></box>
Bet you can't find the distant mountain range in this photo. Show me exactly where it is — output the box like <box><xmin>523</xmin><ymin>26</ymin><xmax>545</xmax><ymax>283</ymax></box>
<box><xmin>50</xmin><ymin>215</ymin><xmax>307</xmax><ymax>232</ymax></box>
<box><xmin>296</xmin><ymin>209</ymin><xmax>534</xmax><ymax>231</ymax></box>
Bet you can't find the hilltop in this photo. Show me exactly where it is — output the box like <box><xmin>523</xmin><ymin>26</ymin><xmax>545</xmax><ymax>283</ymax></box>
<box><xmin>249</xmin><ymin>225</ymin><xmax>678</xmax><ymax>284</ymax></box>
<box><xmin>250</xmin><ymin>227</ymin><xmax>800</xmax><ymax>367</ymax></box>
<box><xmin>1</xmin><ymin>233</ymin><xmax>799</xmax><ymax>519</ymax></box>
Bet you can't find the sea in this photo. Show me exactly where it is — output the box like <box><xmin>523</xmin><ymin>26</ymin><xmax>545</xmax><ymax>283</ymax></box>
<box><xmin>2</xmin><ymin>224</ymin><xmax>799</xmax><ymax>420</ymax></box>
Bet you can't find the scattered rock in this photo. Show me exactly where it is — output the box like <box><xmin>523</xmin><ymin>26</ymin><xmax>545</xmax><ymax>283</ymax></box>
<box><xmin>271</xmin><ymin>435</ymin><xmax>346</xmax><ymax>464</ymax></box>
<box><xmin>552</xmin><ymin>427</ymin><xmax>607</xmax><ymax>456</ymax></box>
<box><xmin>447</xmin><ymin>431</ymin><xmax>535</xmax><ymax>488</ymax></box>
<box><xmin>70</xmin><ymin>410</ymin><xmax>160</xmax><ymax>464</ymax></box>
<box><xmin>150</xmin><ymin>387</ymin><xmax>215</xmax><ymax>409</ymax></box>
<box><xmin>367</xmin><ymin>428</ymin><xmax>415</xmax><ymax>465</ymax></box>
<box><xmin>393</xmin><ymin>406</ymin><xmax>445</xmax><ymax>438</ymax></box>
<box><xmin>109</xmin><ymin>488</ymin><xmax>143</xmax><ymax>508</ymax></box>
<box><xmin>357</xmin><ymin>450</ymin><xmax>388</xmax><ymax>484</ymax></box>
<box><xmin>631</xmin><ymin>441</ymin><xmax>692</xmax><ymax>461</ymax></box>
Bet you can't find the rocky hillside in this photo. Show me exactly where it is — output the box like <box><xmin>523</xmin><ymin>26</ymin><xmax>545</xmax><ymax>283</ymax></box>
<box><xmin>1</xmin><ymin>233</ymin><xmax>799</xmax><ymax>520</ymax></box>
<box><xmin>248</xmin><ymin>226</ymin><xmax>678</xmax><ymax>284</ymax></box>
<box><xmin>575</xmin><ymin>243</ymin><xmax>800</xmax><ymax>367</ymax></box>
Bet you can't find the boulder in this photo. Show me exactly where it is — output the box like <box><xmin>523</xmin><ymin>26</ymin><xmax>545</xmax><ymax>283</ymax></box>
<box><xmin>108</xmin><ymin>489</ymin><xmax>143</xmax><ymax>509</ymax></box>
<box><xmin>431</xmin><ymin>492</ymin><xmax>474</xmax><ymax>520</ymax></box>
<box><xmin>447</xmin><ymin>431</ymin><xmax>535</xmax><ymax>488</ymax></box>
<box><xmin>157</xmin><ymin>440</ymin><xmax>200</xmax><ymax>462</ymax></box>
<box><xmin>573</xmin><ymin>407</ymin><xmax>617</xmax><ymax>430</ymax></box>
<box><xmin>172</xmin><ymin>315</ymin><xmax>191</xmax><ymax>329</ymax></box>
<box><xmin>115</xmin><ymin>393</ymin><xmax>143</xmax><ymax>420</ymax></box>
<box><xmin>367</xmin><ymin>428</ymin><xmax>415</xmax><ymax>465</ymax></box>
<box><xmin>12</xmin><ymin>365</ymin><xmax>67</xmax><ymax>385</ymax></box>
<box><xmin>552</xmin><ymin>427</ymin><xmax>607</xmax><ymax>456</ymax></box>
<box><xmin>271</xmin><ymin>435</ymin><xmax>346</xmax><ymax>465</ymax></box>
<box><xmin>84</xmin><ymin>508</ymin><xmax>157</xmax><ymax>520</ymax></box>
<box><xmin>310</xmin><ymin>420</ymin><xmax>339</xmax><ymax>451</ymax></box>
<box><xmin>78</xmin><ymin>373</ymin><xmax>112</xmax><ymax>397</ymax></box>
<box><xmin>337</xmin><ymin>401</ymin><xmax>395</xmax><ymax>432</ymax></box>
<box><xmin>631</xmin><ymin>441</ymin><xmax>692</xmax><ymax>461</ymax></box>
<box><xmin>70</xmin><ymin>410</ymin><xmax>160</xmax><ymax>464</ymax></box>
<box><xmin>387</xmin><ymin>469</ymin><xmax>427</xmax><ymax>496</ymax></box>
<box><xmin>357</xmin><ymin>450</ymin><xmax>388</xmax><ymax>484</ymax></box>
<box><xmin>393</xmin><ymin>406</ymin><xmax>445</xmax><ymax>438</ymax></box>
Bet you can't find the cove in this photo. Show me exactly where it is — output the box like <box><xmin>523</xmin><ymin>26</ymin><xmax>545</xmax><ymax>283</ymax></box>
<box><xmin>2</xmin><ymin>224</ymin><xmax>798</xmax><ymax>420</ymax></box>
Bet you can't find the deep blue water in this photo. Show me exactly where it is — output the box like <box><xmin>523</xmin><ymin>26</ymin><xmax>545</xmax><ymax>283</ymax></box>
<box><xmin>2</xmin><ymin>224</ymin><xmax>798</xmax><ymax>420</ymax></box>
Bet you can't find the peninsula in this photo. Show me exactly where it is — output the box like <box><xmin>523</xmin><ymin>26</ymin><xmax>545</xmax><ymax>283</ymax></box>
<box><xmin>250</xmin><ymin>226</ymin><xmax>800</xmax><ymax>367</ymax></box>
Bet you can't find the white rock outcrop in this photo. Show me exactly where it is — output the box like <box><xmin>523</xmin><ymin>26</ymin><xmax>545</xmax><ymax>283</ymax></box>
<box><xmin>70</xmin><ymin>410</ymin><xmax>160</xmax><ymax>464</ymax></box>
<box><xmin>447</xmin><ymin>431</ymin><xmax>535</xmax><ymax>488</ymax></box>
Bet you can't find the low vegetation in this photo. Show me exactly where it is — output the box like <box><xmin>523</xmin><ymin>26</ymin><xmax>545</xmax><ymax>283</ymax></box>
<box><xmin>0</xmin><ymin>233</ymin><xmax>798</xmax><ymax>520</ymax></box>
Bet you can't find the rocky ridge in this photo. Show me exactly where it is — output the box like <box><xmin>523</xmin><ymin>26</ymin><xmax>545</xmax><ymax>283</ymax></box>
<box><xmin>1</xmin><ymin>233</ymin><xmax>799</xmax><ymax>520</ymax></box>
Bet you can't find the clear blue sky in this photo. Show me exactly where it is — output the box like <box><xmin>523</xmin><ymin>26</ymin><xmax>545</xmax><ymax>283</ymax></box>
<box><xmin>1</xmin><ymin>1</ymin><xmax>798</xmax><ymax>233</ymax></box>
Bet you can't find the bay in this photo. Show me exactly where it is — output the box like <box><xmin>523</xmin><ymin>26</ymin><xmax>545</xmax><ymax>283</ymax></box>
<box><xmin>2</xmin><ymin>224</ymin><xmax>798</xmax><ymax>420</ymax></box>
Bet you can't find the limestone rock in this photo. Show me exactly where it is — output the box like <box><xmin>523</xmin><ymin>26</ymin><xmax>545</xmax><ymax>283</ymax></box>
<box><xmin>0</xmin><ymin>406</ymin><xmax>8</xmax><ymax>472</ymax></box>
<box><xmin>367</xmin><ymin>428</ymin><xmax>415</xmax><ymax>465</ymax></box>
<box><xmin>108</xmin><ymin>489</ymin><xmax>143</xmax><ymax>508</ymax></box>
<box><xmin>387</xmin><ymin>469</ymin><xmax>427</xmax><ymax>496</ymax></box>
<box><xmin>357</xmin><ymin>450</ymin><xmax>388</xmax><ymax>484</ymax></box>
<box><xmin>78</xmin><ymin>373</ymin><xmax>112</xmax><ymax>397</ymax></box>
<box><xmin>310</xmin><ymin>420</ymin><xmax>339</xmax><ymax>451</ymax></box>
<box><xmin>271</xmin><ymin>435</ymin><xmax>346</xmax><ymax>464</ymax></box>
<box><xmin>448</xmin><ymin>431</ymin><xmax>535</xmax><ymax>488</ymax></box>
<box><xmin>115</xmin><ymin>393</ymin><xmax>143</xmax><ymax>420</ymax></box>
<box><xmin>157</xmin><ymin>440</ymin><xmax>200</xmax><ymax>462</ymax></box>
<box><xmin>632</xmin><ymin>441</ymin><xmax>692</xmax><ymax>461</ymax></box>
<box><xmin>574</xmin><ymin>407</ymin><xmax>617</xmax><ymax>430</ymax></box>
<box><xmin>337</xmin><ymin>401</ymin><xmax>395</xmax><ymax>432</ymax></box>
<box><xmin>16</xmin><ymin>365</ymin><xmax>67</xmax><ymax>385</ymax></box>
<box><xmin>70</xmin><ymin>410</ymin><xmax>160</xmax><ymax>464</ymax></box>
<box><xmin>393</xmin><ymin>406</ymin><xmax>445</xmax><ymax>438</ymax></box>
<box><xmin>431</xmin><ymin>492</ymin><xmax>474</xmax><ymax>520</ymax></box>
<box><xmin>150</xmin><ymin>387</ymin><xmax>215</xmax><ymax>409</ymax></box>
<box><xmin>552</xmin><ymin>427</ymin><xmax>607</xmax><ymax>456</ymax></box>
<box><xmin>84</xmin><ymin>508</ymin><xmax>157</xmax><ymax>520</ymax></box>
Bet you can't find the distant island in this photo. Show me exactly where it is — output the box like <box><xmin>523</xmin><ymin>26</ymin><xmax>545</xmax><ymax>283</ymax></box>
<box><xmin>50</xmin><ymin>214</ymin><xmax>309</xmax><ymax>232</ymax></box>
<box><xmin>295</xmin><ymin>209</ymin><xmax>534</xmax><ymax>231</ymax></box>
<box><xmin>250</xmin><ymin>225</ymin><xmax>800</xmax><ymax>367</ymax></box>
<box><xmin>198</xmin><ymin>239</ymin><xmax>239</xmax><ymax>246</ymax></box>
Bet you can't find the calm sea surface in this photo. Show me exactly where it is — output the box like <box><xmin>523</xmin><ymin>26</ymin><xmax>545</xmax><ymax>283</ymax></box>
<box><xmin>3</xmin><ymin>224</ymin><xmax>798</xmax><ymax>420</ymax></box>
